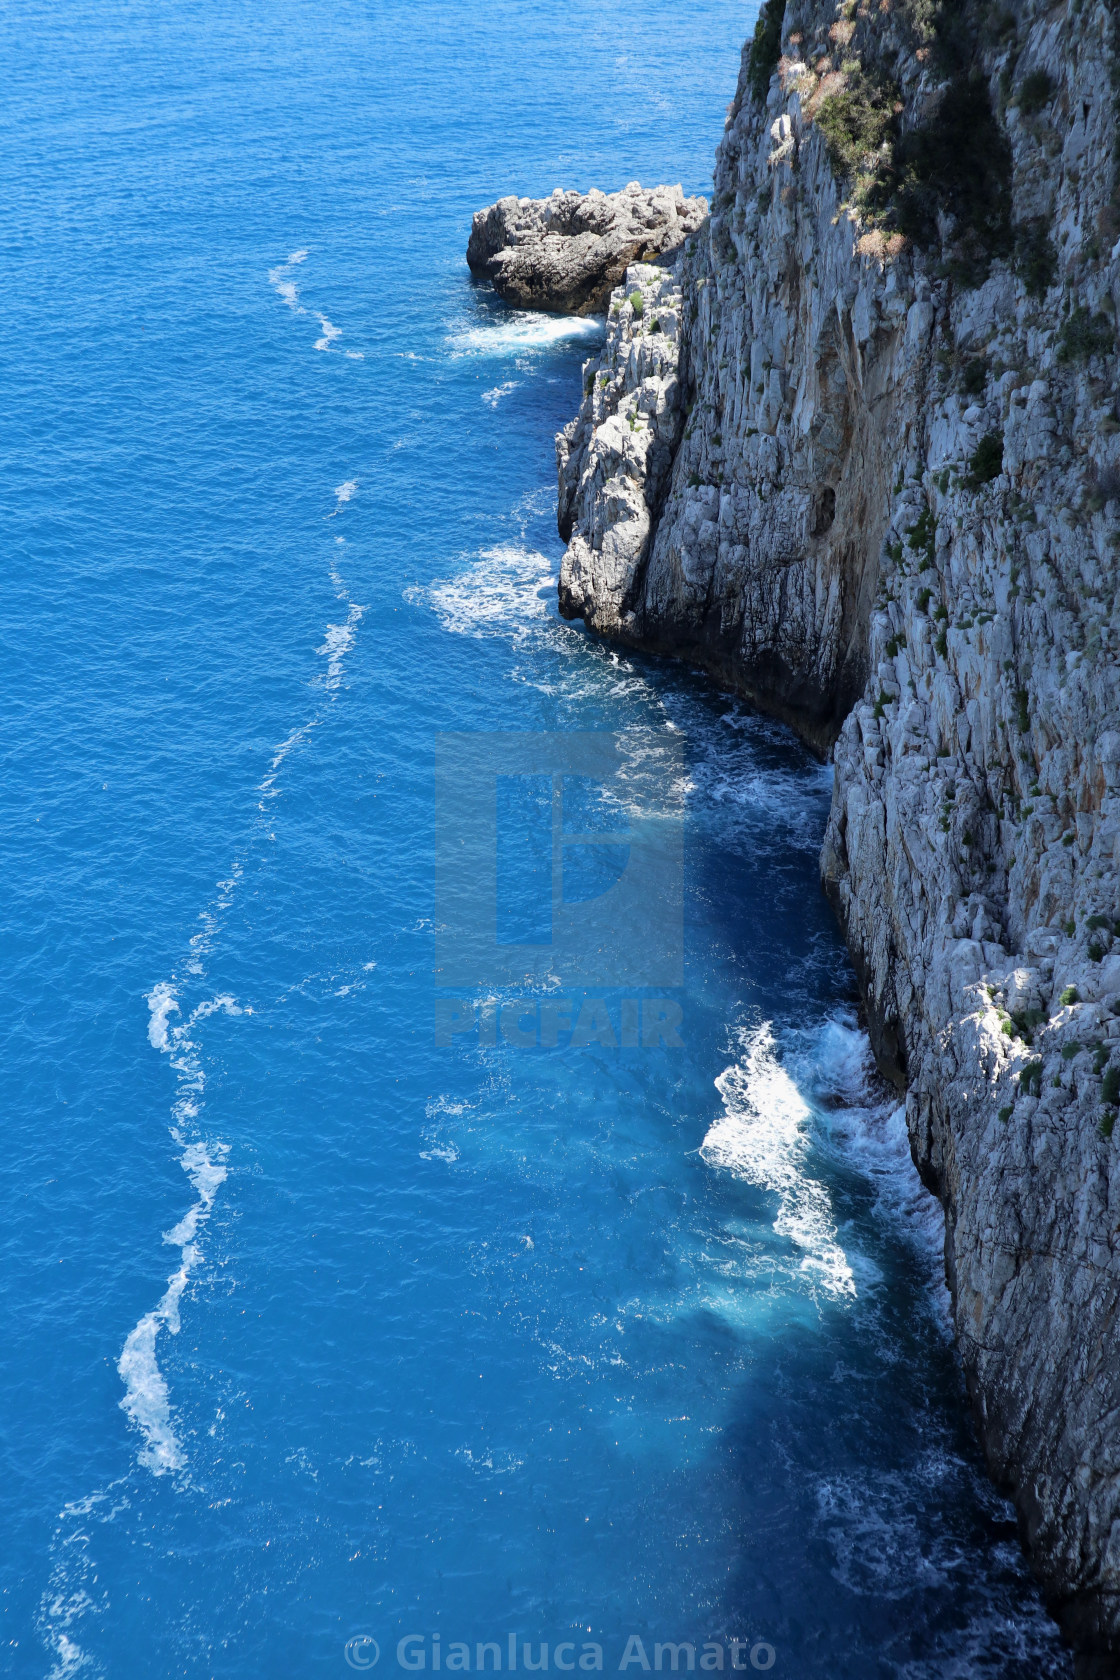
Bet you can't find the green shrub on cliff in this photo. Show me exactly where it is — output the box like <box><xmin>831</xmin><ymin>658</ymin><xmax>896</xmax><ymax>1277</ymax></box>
<box><xmin>967</xmin><ymin>432</ymin><xmax>1004</xmax><ymax>488</ymax></box>
<box><xmin>1020</xmin><ymin>1059</ymin><xmax>1043</xmax><ymax>1096</ymax></box>
<box><xmin>816</xmin><ymin>76</ymin><xmax>899</xmax><ymax>188</ymax></box>
<box><xmin>1057</xmin><ymin>307</ymin><xmax>1114</xmax><ymax>363</ymax></box>
<box><xmin>807</xmin><ymin>0</ymin><xmax>1019</xmax><ymax>283</ymax></box>
<box><xmin>1015</xmin><ymin>69</ymin><xmax>1056</xmax><ymax>116</ymax></box>
<box><xmin>812</xmin><ymin>58</ymin><xmax>1011</xmax><ymax>285</ymax></box>
<box><xmin>747</xmin><ymin>0</ymin><xmax>785</xmax><ymax>103</ymax></box>
<box><xmin>1014</xmin><ymin>218</ymin><xmax>1058</xmax><ymax>298</ymax></box>
<box><xmin>893</xmin><ymin>75</ymin><xmax>1012</xmax><ymax>279</ymax></box>
<box><xmin>960</xmin><ymin>358</ymin><xmax>987</xmax><ymax>397</ymax></box>
<box><xmin>906</xmin><ymin>504</ymin><xmax>936</xmax><ymax>566</ymax></box>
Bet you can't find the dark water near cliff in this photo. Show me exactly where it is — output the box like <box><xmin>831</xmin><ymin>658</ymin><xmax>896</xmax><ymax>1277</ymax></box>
<box><xmin>0</xmin><ymin>0</ymin><xmax>1071</xmax><ymax>1674</ymax></box>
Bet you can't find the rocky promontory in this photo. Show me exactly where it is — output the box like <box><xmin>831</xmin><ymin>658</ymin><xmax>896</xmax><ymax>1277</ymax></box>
<box><xmin>466</xmin><ymin>182</ymin><xmax>707</xmax><ymax>316</ymax></box>
<box><xmin>541</xmin><ymin>0</ymin><xmax>1120</xmax><ymax>1671</ymax></box>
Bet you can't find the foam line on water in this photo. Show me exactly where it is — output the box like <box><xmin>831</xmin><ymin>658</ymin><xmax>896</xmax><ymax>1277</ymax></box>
<box><xmin>268</xmin><ymin>250</ymin><xmax>308</xmax><ymax>314</ymax></box>
<box><xmin>37</xmin><ymin>255</ymin><xmax>374</xmax><ymax>1675</ymax></box>
<box><xmin>113</xmin><ymin>269</ymin><xmax>371</xmax><ymax>1479</ymax></box>
<box><xmin>317</xmin><ymin>601</ymin><xmax>365</xmax><ymax>689</ymax></box>
<box><xmin>116</xmin><ymin>993</ymin><xmax>238</xmax><ymax>1475</ymax></box>
<box><xmin>269</xmin><ymin>251</ymin><xmax>361</xmax><ymax>358</ymax></box>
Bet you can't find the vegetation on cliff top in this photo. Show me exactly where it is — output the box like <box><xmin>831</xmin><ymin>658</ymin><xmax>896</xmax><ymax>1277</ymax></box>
<box><xmin>815</xmin><ymin>67</ymin><xmax>1011</xmax><ymax>283</ymax></box>
<box><xmin>747</xmin><ymin>0</ymin><xmax>785</xmax><ymax>103</ymax></box>
<box><xmin>810</xmin><ymin>0</ymin><xmax>1026</xmax><ymax>285</ymax></box>
<box><xmin>815</xmin><ymin>75</ymin><xmax>899</xmax><ymax>192</ymax></box>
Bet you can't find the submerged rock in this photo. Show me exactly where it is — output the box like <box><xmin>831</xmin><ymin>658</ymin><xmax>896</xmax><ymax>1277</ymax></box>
<box><xmin>466</xmin><ymin>182</ymin><xmax>708</xmax><ymax>316</ymax></box>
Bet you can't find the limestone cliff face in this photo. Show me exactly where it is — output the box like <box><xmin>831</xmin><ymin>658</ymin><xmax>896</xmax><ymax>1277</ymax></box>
<box><xmin>557</xmin><ymin>1</ymin><xmax>1120</xmax><ymax>1668</ymax></box>
<box><xmin>467</xmin><ymin>183</ymin><xmax>707</xmax><ymax>316</ymax></box>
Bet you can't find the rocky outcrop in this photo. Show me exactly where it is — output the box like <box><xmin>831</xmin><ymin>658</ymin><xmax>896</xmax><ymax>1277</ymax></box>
<box><xmin>554</xmin><ymin>1</ymin><xmax>1120</xmax><ymax>1670</ymax></box>
<box><xmin>466</xmin><ymin>183</ymin><xmax>708</xmax><ymax>316</ymax></box>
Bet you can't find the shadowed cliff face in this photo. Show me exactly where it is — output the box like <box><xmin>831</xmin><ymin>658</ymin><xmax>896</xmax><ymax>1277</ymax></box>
<box><xmin>554</xmin><ymin>54</ymin><xmax>919</xmax><ymax>756</ymax></box>
<box><xmin>555</xmin><ymin>0</ymin><xmax>1120</xmax><ymax>1668</ymax></box>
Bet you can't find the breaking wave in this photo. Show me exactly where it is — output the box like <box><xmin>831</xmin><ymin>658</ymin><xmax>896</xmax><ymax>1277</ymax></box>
<box><xmin>449</xmin><ymin>312</ymin><xmax>604</xmax><ymax>356</ymax></box>
<box><xmin>703</xmin><ymin>1022</ymin><xmax>856</xmax><ymax>1299</ymax></box>
<box><xmin>405</xmin><ymin>543</ymin><xmax>557</xmax><ymax>643</ymax></box>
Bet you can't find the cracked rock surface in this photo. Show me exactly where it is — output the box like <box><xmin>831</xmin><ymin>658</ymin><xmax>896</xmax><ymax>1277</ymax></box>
<box><xmin>466</xmin><ymin>182</ymin><xmax>708</xmax><ymax>316</ymax></box>
<box><xmin>555</xmin><ymin>1</ymin><xmax>1120</xmax><ymax>1669</ymax></box>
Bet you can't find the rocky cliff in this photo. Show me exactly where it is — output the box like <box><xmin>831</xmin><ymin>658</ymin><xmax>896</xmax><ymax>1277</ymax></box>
<box><xmin>553</xmin><ymin>0</ymin><xmax>1120</xmax><ymax>1670</ymax></box>
<box><xmin>467</xmin><ymin>183</ymin><xmax>707</xmax><ymax>316</ymax></box>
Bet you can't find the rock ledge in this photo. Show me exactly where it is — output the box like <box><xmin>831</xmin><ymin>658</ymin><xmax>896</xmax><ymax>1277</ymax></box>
<box><xmin>466</xmin><ymin>182</ymin><xmax>708</xmax><ymax>316</ymax></box>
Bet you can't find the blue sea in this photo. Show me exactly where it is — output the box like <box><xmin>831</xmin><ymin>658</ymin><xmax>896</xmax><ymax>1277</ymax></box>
<box><xmin>0</xmin><ymin>1</ymin><xmax>1073</xmax><ymax>1675</ymax></box>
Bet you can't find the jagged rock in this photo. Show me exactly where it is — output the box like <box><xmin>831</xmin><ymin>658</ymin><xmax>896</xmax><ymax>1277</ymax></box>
<box><xmin>466</xmin><ymin>183</ymin><xmax>708</xmax><ymax>316</ymax></box>
<box><xmin>555</xmin><ymin>0</ymin><xmax>1120</xmax><ymax>1668</ymax></box>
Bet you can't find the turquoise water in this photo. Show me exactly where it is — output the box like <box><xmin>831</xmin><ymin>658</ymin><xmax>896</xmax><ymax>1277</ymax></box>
<box><xmin>0</xmin><ymin>1</ymin><xmax>1071</xmax><ymax>1674</ymax></box>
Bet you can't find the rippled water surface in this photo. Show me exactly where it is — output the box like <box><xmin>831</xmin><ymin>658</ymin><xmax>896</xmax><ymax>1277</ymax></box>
<box><xmin>0</xmin><ymin>0</ymin><xmax>1072</xmax><ymax>1674</ymax></box>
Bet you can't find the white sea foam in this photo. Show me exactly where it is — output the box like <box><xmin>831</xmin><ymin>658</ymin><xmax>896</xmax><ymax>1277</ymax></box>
<box><xmin>703</xmin><ymin>1023</ymin><xmax>855</xmax><ymax>1299</ymax></box>
<box><xmin>420</xmin><ymin>1143</ymin><xmax>461</xmax><ymax>1164</ymax></box>
<box><xmin>117</xmin><ymin>1308</ymin><xmax>182</xmax><ymax>1474</ymax></box>
<box><xmin>816</xmin><ymin>1462</ymin><xmax>953</xmax><ymax>1599</ymax></box>
<box><xmin>455</xmin><ymin>1446</ymin><xmax>524</xmax><ymax>1475</ymax></box>
<box><xmin>705</xmin><ymin>1012</ymin><xmax>947</xmax><ymax>1320</ymax></box>
<box><xmin>449</xmin><ymin>312</ymin><xmax>604</xmax><ymax>356</ymax></box>
<box><xmin>317</xmin><ymin>601</ymin><xmax>365</xmax><ymax>688</ymax></box>
<box><xmin>268</xmin><ymin>724</ymin><xmax>313</xmax><ymax>775</ymax></box>
<box><xmin>328</xmin><ymin>478</ymin><xmax>358</xmax><ymax>518</ymax></box>
<box><xmin>268</xmin><ymin>254</ymin><xmax>361</xmax><ymax>359</ymax></box>
<box><xmin>426</xmin><ymin>1096</ymin><xmax>468</xmax><ymax>1118</ymax></box>
<box><xmin>39</xmin><ymin>1476</ymin><xmax>141</xmax><ymax>1678</ymax></box>
<box><xmin>482</xmin><ymin>380</ymin><xmax>519</xmax><ymax>407</ymax></box>
<box><xmin>406</xmin><ymin>544</ymin><xmax>556</xmax><ymax>643</ymax></box>
<box><xmin>654</xmin><ymin>698</ymin><xmax>834</xmax><ymax>854</ymax></box>
<box><xmin>146</xmin><ymin>980</ymin><xmax>180</xmax><ymax>1050</ymax></box>
<box><xmin>257</xmin><ymin>720</ymin><xmax>322</xmax><ymax>808</ymax></box>
<box><xmin>268</xmin><ymin>253</ymin><xmax>307</xmax><ymax>314</ymax></box>
<box><xmin>47</xmin><ymin>1633</ymin><xmax>89</xmax><ymax>1679</ymax></box>
<box><xmin>116</xmin><ymin>992</ymin><xmax>239</xmax><ymax>1475</ymax></box>
<box><xmin>792</xmin><ymin>1014</ymin><xmax>950</xmax><ymax>1339</ymax></box>
<box><xmin>43</xmin><ymin>259</ymin><xmax>374</xmax><ymax>1670</ymax></box>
